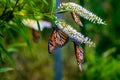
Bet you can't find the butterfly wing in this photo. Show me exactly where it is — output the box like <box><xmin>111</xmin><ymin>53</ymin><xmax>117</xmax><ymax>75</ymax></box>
<box><xmin>74</xmin><ymin>42</ymin><xmax>84</xmax><ymax>71</ymax></box>
<box><xmin>55</xmin><ymin>30</ymin><xmax>68</xmax><ymax>47</ymax></box>
<box><xmin>71</xmin><ymin>12</ymin><xmax>83</xmax><ymax>27</ymax></box>
<box><xmin>32</xmin><ymin>29</ymin><xmax>40</xmax><ymax>43</ymax></box>
<box><xmin>48</xmin><ymin>29</ymin><xmax>68</xmax><ymax>54</ymax></box>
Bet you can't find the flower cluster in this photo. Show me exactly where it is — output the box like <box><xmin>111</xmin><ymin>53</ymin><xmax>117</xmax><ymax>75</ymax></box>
<box><xmin>55</xmin><ymin>20</ymin><xmax>95</xmax><ymax>47</ymax></box>
<box><xmin>58</xmin><ymin>2</ymin><xmax>106</xmax><ymax>25</ymax></box>
<box><xmin>54</xmin><ymin>2</ymin><xmax>106</xmax><ymax>71</ymax></box>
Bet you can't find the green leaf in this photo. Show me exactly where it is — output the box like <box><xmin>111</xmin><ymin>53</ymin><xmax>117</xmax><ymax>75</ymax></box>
<box><xmin>8</xmin><ymin>43</ymin><xmax>27</xmax><ymax>48</ymax></box>
<box><xmin>36</xmin><ymin>20</ymin><xmax>41</xmax><ymax>32</ymax></box>
<box><xmin>44</xmin><ymin>14</ymin><xmax>55</xmax><ymax>20</ymax></box>
<box><xmin>0</xmin><ymin>34</ymin><xmax>3</xmax><ymax>42</ymax></box>
<box><xmin>7</xmin><ymin>48</ymin><xmax>18</xmax><ymax>53</ymax></box>
<box><xmin>0</xmin><ymin>44</ymin><xmax>15</xmax><ymax>65</ymax></box>
<box><xmin>0</xmin><ymin>67</ymin><xmax>14</xmax><ymax>73</ymax></box>
<box><xmin>14</xmin><ymin>17</ymin><xmax>33</xmax><ymax>56</ymax></box>
<box><xmin>43</xmin><ymin>0</ymin><xmax>48</xmax><ymax>5</ymax></box>
<box><xmin>36</xmin><ymin>20</ymin><xmax>42</xmax><ymax>40</ymax></box>
<box><xmin>103</xmin><ymin>47</ymin><xmax>116</xmax><ymax>57</ymax></box>
<box><xmin>51</xmin><ymin>0</ymin><xmax>56</xmax><ymax>12</ymax></box>
<box><xmin>25</xmin><ymin>0</ymin><xmax>34</xmax><ymax>9</ymax></box>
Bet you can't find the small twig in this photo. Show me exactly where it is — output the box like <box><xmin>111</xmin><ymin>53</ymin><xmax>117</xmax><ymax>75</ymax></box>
<box><xmin>12</xmin><ymin>0</ymin><xmax>20</xmax><ymax>12</ymax></box>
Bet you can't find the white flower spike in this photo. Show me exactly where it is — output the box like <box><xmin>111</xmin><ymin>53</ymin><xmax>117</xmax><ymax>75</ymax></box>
<box><xmin>55</xmin><ymin>19</ymin><xmax>95</xmax><ymax>47</ymax></box>
<box><xmin>58</xmin><ymin>2</ymin><xmax>106</xmax><ymax>25</ymax></box>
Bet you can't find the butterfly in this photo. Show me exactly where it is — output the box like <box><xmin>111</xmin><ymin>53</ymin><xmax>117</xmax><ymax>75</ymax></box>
<box><xmin>71</xmin><ymin>12</ymin><xmax>83</xmax><ymax>27</ymax></box>
<box><xmin>32</xmin><ymin>29</ymin><xmax>40</xmax><ymax>43</ymax></box>
<box><xmin>74</xmin><ymin>42</ymin><xmax>84</xmax><ymax>71</ymax></box>
<box><xmin>48</xmin><ymin>29</ymin><xmax>69</xmax><ymax>54</ymax></box>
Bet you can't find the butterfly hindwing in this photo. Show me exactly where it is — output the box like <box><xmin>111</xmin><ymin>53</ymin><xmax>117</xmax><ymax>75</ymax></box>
<box><xmin>74</xmin><ymin>42</ymin><xmax>84</xmax><ymax>71</ymax></box>
<box><xmin>56</xmin><ymin>30</ymin><xmax>68</xmax><ymax>47</ymax></box>
<box><xmin>48</xmin><ymin>29</ymin><xmax>68</xmax><ymax>54</ymax></box>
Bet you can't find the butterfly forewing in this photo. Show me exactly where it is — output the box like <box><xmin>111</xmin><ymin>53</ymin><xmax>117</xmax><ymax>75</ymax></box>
<box><xmin>74</xmin><ymin>42</ymin><xmax>84</xmax><ymax>71</ymax></box>
<box><xmin>71</xmin><ymin>12</ymin><xmax>83</xmax><ymax>27</ymax></box>
<box><xmin>48</xmin><ymin>29</ymin><xmax>68</xmax><ymax>54</ymax></box>
<box><xmin>48</xmin><ymin>30</ymin><xmax>57</xmax><ymax>54</ymax></box>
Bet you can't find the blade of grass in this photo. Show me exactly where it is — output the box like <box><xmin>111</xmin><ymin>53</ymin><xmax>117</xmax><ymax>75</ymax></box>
<box><xmin>14</xmin><ymin>17</ymin><xmax>33</xmax><ymax>56</ymax></box>
<box><xmin>25</xmin><ymin>0</ymin><xmax>35</xmax><ymax>10</ymax></box>
<box><xmin>51</xmin><ymin>0</ymin><xmax>56</xmax><ymax>12</ymax></box>
<box><xmin>8</xmin><ymin>42</ymin><xmax>27</xmax><ymax>48</ymax></box>
<box><xmin>36</xmin><ymin>20</ymin><xmax>41</xmax><ymax>31</ymax></box>
<box><xmin>0</xmin><ymin>44</ymin><xmax>15</xmax><ymax>65</ymax></box>
<box><xmin>36</xmin><ymin>20</ymin><xmax>42</xmax><ymax>40</ymax></box>
<box><xmin>0</xmin><ymin>34</ymin><xmax>3</xmax><ymax>42</ymax></box>
<box><xmin>0</xmin><ymin>67</ymin><xmax>14</xmax><ymax>73</ymax></box>
<box><xmin>0</xmin><ymin>49</ymin><xmax>5</xmax><ymax>64</ymax></box>
<box><xmin>43</xmin><ymin>0</ymin><xmax>48</xmax><ymax>5</ymax></box>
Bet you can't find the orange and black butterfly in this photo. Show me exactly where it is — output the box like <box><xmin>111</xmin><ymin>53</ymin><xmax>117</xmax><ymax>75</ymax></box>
<box><xmin>74</xmin><ymin>42</ymin><xmax>84</xmax><ymax>71</ymax></box>
<box><xmin>32</xmin><ymin>29</ymin><xmax>40</xmax><ymax>43</ymax></box>
<box><xmin>48</xmin><ymin>29</ymin><xmax>68</xmax><ymax>54</ymax></box>
<box><xmin>71</xmin><ymin>12</ymin><xmax>83</xmax><ymax>27</ymax></box>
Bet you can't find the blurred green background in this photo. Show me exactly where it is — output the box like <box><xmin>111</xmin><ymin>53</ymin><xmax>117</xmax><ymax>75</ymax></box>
<box><xmin>0</xmin><ymin>0</ymin><xmax>120</xmax><ymax>80</ymax></box>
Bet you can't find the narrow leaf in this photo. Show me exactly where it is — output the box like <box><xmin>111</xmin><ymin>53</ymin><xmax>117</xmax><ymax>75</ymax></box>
<box><xmin>43</xmin><ymin>0</ymin><xmax>48</xmax><ymax>5</ymax></box>
<box><xmin>0</xmin><ymin>44</ymin><xmax>15</xmax><ymax>65</ymax></box>
<box><xmin>0</xmin><ymin>67</ymin><xmax>14</xmax><ymax>73</ymax></box>
<box><xmin>14</xmin><ymin>17</ymin><xmax>33</xmax><ymax>55</ymax></box>
<box><xmin>51</xmin><ymin>0</ymin><xmax>56</xmax><ymax>12</ymax></box>
<box><xmin>36</xmin><ymin>20</ymin><xmax>41</xmax><ymax>32</ymax></box>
